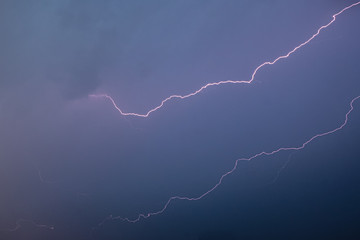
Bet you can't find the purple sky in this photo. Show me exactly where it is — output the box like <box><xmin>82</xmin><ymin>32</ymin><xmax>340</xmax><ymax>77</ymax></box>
<box><xmin>1</xmin><ymin>1</ymin><xmax>360</xmax><ymax>239</ymax></box>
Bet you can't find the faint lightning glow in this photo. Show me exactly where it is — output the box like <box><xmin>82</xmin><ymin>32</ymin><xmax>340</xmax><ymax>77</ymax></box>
<box><xmin>0</xmin><ymin>219</ymin><xmax>54</xmax><ymax>232</ymax></box>
<box><xmin>89</xmin><ymin>2</ymin><xmax>360</xmax><ymax>118</ymax></box>
<box><xmin>95</xmin><ymin>95</ymin><xmax>359</xmax><ymax>227</ymax></box>
<box><xmin>36</xmin><ymin>165</ymin><xmax>55</xmax><ymax>184</ymax></box>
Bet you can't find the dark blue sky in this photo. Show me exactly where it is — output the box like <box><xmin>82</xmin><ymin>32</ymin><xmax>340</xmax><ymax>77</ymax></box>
<box><xmin>1</xmin><ymin>1</ymin><xmax>360</xmax><ymax>239</ymax></box>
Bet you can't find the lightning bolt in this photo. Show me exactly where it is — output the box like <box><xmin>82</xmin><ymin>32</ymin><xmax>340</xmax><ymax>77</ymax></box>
<box><xmin>93</xmin><ymin>95</ymin><xmax>359</xmax><ymax>227</ymax></box>
<box><xmin>89</xmin><ymin>1</ymin><xmax>360</xmax><ymax>118</ymax></box>
<box><xmin>91</xmin><ymin>1</ymin><xmax>360</xmax><ymax>231</ymax></box>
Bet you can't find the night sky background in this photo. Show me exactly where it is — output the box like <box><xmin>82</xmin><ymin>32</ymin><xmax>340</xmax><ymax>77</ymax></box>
<box><xmin>1</xmin><ymin>1</ymin><xmax>360</xmax><ymax>239</ymax></box>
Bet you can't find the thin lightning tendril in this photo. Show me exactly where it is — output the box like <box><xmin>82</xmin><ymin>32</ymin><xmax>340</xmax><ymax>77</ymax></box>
<box><xmin>0</xmin><ymin>219</ymin><xmax>54</xmax><ymax>232</ymax></box>
<box><xmin>89</xmin><ymin>2</ymin><xmax>360</xmax><ymax>118</ymax></box>
<box><xmin>93</xmin><ymin>1</ymin><xmax>360</xmax><ymax>230</ymax></box>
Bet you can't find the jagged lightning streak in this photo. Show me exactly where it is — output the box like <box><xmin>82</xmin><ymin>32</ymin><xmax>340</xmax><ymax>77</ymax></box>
<box><xmin>95</xmin><ymin>95</ymin><xmax>360</xmax><ymax>227</ymax></box>
<box><xmin>89</xmin><ymin>2</ymin><xmax>360</xmax><ymax>118</ymax></box>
